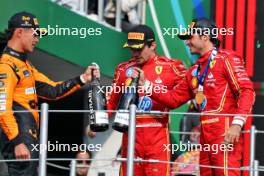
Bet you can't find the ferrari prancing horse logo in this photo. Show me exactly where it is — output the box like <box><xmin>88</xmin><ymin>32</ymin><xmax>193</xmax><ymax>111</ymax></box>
<box><xmin>155</xmin><ymin>66</ymin><xmax>163</xmax><ymax>75</ymax></box>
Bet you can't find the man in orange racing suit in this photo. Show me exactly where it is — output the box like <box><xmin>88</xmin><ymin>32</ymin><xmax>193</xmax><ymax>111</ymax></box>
<box><xmin>107</xmin><ymin>25</ymin><xmax>186</xmax><ymax>176</ymax></box>
<box><xmin>133</xmin><ymin>18</ymin><xmax>255</xmax><ymax>176</ymax></box>
<box><xmin>0</xmin><ymin>11</ymin><xmax>100</xmax><ymax>176</ymax></box>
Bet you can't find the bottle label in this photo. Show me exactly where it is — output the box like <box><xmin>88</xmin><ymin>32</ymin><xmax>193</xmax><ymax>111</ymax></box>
<box><xmin>95</xmin><ymin>111</ymin><xmax>109</xmax><ymax>124</ymax></box>
<box><xmin>114</xmin><ymin>112</ymin><xmax>129</xmax><ymax>126</ymax></box>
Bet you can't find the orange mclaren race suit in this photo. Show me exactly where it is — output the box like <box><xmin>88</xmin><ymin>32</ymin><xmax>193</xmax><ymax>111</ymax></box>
<box><xmin>0</xmin><ymin>47</ymin><xmax>85</xmax><ymax>176</ymax></box>
<box><xmin>147</xmin><ymin>49</ymin><xmax>255</xmax><ymax>176</ymax></box>
<box><xmin>107</xmin><ymin>54</ymin><xmax>186</xmax><ymax>176</ymax></box>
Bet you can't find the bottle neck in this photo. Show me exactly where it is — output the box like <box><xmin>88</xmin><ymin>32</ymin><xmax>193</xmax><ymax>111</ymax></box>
<box><xmin>91</xmin><ymin>69</ymin><xmax>100</xmax><ymax>86</ymax></box>
<box><xmin>130</xmin><ymin>77</ymin><xmax>139</xmax><ymax>87</ymax></box>
<box><xmin>91</xmin><ymin>69</ymin><xmax>97</xmax><ymax>81</ymax></box>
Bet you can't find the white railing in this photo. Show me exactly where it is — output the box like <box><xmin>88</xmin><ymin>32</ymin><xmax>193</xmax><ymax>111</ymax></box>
<box><xmin>1</xmin><ymin>103</ymin><xmax>263</xmax><ymax>176</ymax></box>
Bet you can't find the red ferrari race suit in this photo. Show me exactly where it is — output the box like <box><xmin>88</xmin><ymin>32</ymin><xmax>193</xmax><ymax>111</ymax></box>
<box><xmin>147</xmin><ymin>49</ymin><xmax>255</xmax><ymax>176</ymax></box>
<box><xmin>107</xmin><ymin>54</ymin><xmax>186</xmax><ymax>176</ymax></box>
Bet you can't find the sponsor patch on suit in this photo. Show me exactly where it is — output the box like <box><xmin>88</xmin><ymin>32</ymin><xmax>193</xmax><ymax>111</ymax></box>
<box><xmin>0</xmin><ymin>73</ymin><xmax>7</xmax><ymax>79</ymax></box>
<box><xmin>0</xmin><ymin>104</ymin><xmax>6</xmax><ymax>111</ymax></box>
<box><xmin>0</xmin><ymin>81</ymin><xmax>5</xmax><ymax>87</ymax></box>
<box><xmin>25</xmin><ymin>87</ymin><xmax>35</xmax><ymax>95</ymax></box>
<box><xmin>0</xmin><ymin>88</ymin><xmax>6</xmax><ymax>92</ymax></box>
<box><xmin>126</xmin><ymin>67</ymin><xmax>133</xmax><ymax>77</ymax></box>
<box><xmin>23</xmin><ymin>70</ymin><xmax>30</xmax><ymax>77</ymax></box>
<box><xmin>0</xmin><ymin>94</ymin><xmax>7</xmax><ymax>99</ymax></box>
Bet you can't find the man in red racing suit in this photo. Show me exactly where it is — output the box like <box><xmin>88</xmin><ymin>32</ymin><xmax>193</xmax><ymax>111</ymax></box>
<box><xmin>107</xmin><ymin>25</ymin><xmax>186</xmax><ymax>176</ymax></box>
<box><xmin>135</xmin><ymin>18</ymin><xmax>255</xmax><ymax>176</ymax></box>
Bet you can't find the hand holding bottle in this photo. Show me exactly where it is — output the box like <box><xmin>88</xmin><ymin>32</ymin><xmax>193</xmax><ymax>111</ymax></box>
<box><xmin>112</xmin><ymin>67</ymin><xmax>139</xmax><ymax>133</ymax></box>
<box><xmin>131</xmin><ymin>67</ymin><xmax>146</xmax><ymax>86</ymax></box>
<box><xmin>81</xmin><ymin>64</ymin><xmax>100</xmax><ymax>83</ymax></box>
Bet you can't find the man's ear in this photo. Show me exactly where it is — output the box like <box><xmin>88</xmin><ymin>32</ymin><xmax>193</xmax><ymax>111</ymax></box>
<box><xmin>13</xmin><ymin>28</ymin><xmax>23</xmax><ymax>39</ymax></box>
<box><xmin>202</xmin><ymin>35</ymin><xmax>210</xmax><ymax>42</ymax></box>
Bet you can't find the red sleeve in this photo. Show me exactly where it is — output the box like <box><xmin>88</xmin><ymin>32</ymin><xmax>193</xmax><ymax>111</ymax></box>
<box><xmin>171</xmin><ymin>60</ymin><xmax>187</xmax><ymax>85</ymax></box>
<box><xmin>107</xmin><ymin>65</ymin><xmax>123</xmax><ymax>117</ymax></box>
<box><xmin>223</xmin><ymin>54</ymin><xmax>255</xmax><ymax>126</ymax></box>
<box><xmin>150</xmin><ymin>73</ymin><xmax>192</xmax><ymax>109</ymax></box>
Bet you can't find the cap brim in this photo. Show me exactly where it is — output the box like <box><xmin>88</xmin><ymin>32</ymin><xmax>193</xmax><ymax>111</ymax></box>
<box><xmin>123</xmin><ymin>42</ymin><xmax>144</xmax><ymax>49</ymax></box>
<box><xmin>178</xmin><ymin>32</ymin><xmax>191</xmax><ymax>40</ymax></box>
<box><xmin>35</xmin><ymin>28</ymin><xmax>48</xmax><ymax>37</ymax></box>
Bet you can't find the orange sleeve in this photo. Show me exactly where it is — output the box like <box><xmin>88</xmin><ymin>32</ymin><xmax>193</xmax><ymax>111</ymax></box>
<box><xmin>0</xmin><ymin>64</ymin><xmax>19</xmax><ymax>141</ymax></box>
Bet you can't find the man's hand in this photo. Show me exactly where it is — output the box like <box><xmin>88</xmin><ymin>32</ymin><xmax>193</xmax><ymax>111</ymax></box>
<box><xmin>224</xmin><ymin>124</ymin><xmax>242</xmax><ymax>144</ymax></box>
<box><xmin>86</xmin><ymin>125</ymin><xmax>96</xmax><ymax>138</ymax></box>
<box><xmin>14</xmin><ymin>143</ymin><xmax>31</xmax><ymax>160</ymax></box>
<box><xmin>131</xmin><ymin>67</ymin><xmax>146</xmax><ymax>86</ymax></box>
<box><xmin>81</xmin><ymin>65</ymin><xmax>100</xmax><ymax>83</ymax></box>
<box><xmin>87</xmin><ymin>130</ymin><xmax>97</xmax><ymax>138</ymax></box>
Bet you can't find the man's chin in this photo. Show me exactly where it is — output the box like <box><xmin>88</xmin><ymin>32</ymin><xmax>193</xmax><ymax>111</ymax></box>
<box><xmin>135</xmin><ymin>58</ymin><xmax>147</xmax><ymax>65</ymax></box>
<box><xmin>189</xmin><ymin>49</ymin><xmax>198</xmax><ymax>55</ymax></box>
<box><xmin>136</xmin><ymin>61</ymin><xmax>145</xmax><ymax>66</ymax></box>
<box><xmin>27</xmin><ymin>48</ymin><xmax>35</xmax><ymax>53</ymax></box>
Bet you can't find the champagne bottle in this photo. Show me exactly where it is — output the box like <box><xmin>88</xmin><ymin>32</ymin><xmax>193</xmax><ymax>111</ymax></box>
<box><xmin>112</xmin><ymin>76</ymin><xmax>139</xmax><ymax>132</ymax></box>
<box><xmin>88</xmin><ymin>63</ymin><xmax>109</xmax><ymax>132</ymax></box>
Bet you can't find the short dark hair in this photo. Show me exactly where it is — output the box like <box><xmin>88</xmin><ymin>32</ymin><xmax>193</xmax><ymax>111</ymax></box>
<box><xmin>5</xmin><ymin>28</ymin><xmax>16</xmax><ymax>41</ymax></box>
<box><xmin>210</xmin><ymin>37</ymin><xmax>221</xmax><ymax>48</ymax></box>
<box><xmin>76</xmin><ymin>149</ymin><xmax>92</xmax><ymax>159</ymax></box>
<box><xmin>0</xmin><ymin>31</ymin><xmax>9</xmax><ymax>56</ymax></box>
<box><xmin>199</xmin><ymin>34</ymin><xmax>221</xmax><ymax>48</ymax></box>
<box><xmin>145</xmin><ymin>40</ymin><xmax>154</xmax><ymax>48</ymax></box>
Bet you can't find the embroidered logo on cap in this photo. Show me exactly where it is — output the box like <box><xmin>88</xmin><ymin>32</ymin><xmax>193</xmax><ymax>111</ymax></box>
<box><xmin>128</xmin><ymin>32</ymin><xmax>144</xmax><ymax>40</ymax></box>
